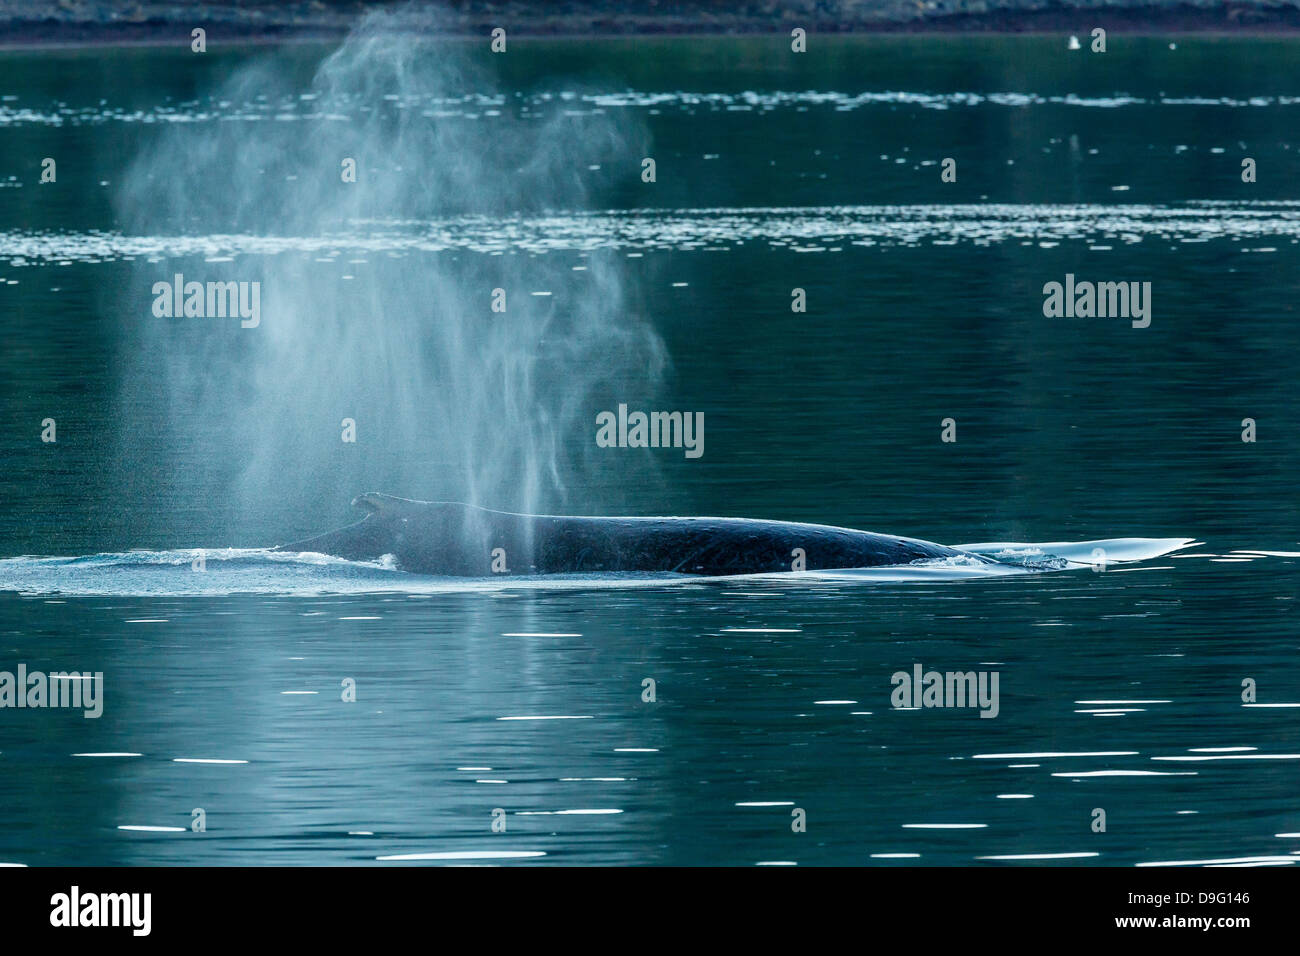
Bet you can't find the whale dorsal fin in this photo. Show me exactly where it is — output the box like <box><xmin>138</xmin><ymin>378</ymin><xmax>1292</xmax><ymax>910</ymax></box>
<box><xmin>351</xmin><ymin>492</ymin><xmax>418</xmax><ymax>515</ymax></box>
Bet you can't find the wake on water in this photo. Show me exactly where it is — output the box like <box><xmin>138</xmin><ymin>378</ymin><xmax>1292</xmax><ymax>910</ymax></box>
<box><xmin>0</xmin><ymin>537</ymin><xmax>1196</xmax><ymax>596</ymax></box>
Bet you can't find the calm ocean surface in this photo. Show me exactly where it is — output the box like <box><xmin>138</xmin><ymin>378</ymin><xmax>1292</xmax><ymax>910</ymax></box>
<box><xmin>0</xmin><ymin>35</ymin><xmax>1298</xmax><ymax>866</ymax></box>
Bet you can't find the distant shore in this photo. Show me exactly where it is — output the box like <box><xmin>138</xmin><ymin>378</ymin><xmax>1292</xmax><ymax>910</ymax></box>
<box><xmin>5</xmin><ymin>2</ymin><xmax>1300</xmax><ymax>50</ymax></box>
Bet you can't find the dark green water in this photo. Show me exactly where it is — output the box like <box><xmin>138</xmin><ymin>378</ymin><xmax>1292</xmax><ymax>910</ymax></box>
<box><xmin>0</xmin><ymin>35</ymin><xmax>1297</xmax><ymax>865</ymax></box>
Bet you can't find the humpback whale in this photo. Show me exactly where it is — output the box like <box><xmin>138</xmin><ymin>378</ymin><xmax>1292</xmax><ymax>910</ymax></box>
<box><xmin>279</xmin><ymin>494</ymin><xmax>987</xmax><ymax>576</ymax></box>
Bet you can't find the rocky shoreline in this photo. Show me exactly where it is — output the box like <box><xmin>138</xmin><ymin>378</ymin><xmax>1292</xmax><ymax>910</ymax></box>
<box><xmin>4</xmin><ymin>1</ymin><xmax>1300</xmax><ymax>47</ymax></box>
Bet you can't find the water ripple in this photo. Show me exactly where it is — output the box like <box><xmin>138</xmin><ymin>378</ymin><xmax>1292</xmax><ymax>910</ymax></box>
<box><xmin>5</xmin><ymin>203</ymin><xmax>1300</xmax><ymax>265</ymax></box>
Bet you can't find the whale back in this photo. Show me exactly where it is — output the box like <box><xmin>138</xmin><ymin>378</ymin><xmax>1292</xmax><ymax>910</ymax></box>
<box><xmin>527</xmin><ymin>515</ymin><xmax>964</xmax><ymax>574</ymax></box>
<box><xmin>279</xmin><ymin>495</ymin><xmax>973</xmax><ymax>575</ymax></box>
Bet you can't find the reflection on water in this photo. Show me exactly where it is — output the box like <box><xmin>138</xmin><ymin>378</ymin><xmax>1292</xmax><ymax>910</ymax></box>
<box><xmin>8</xmin><ymin>85</ymin><xmax>1300</xmax><ymax>131</ymax></box>
<box><xmin>7</xmin><ymin>201</ymin><xmax>1300</xmax><ymax>262</ymax></box>
<box><xmin>0</xmin><ymin>552</ymin><xmax>1297</xmax><ymax>866</ymax></box>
